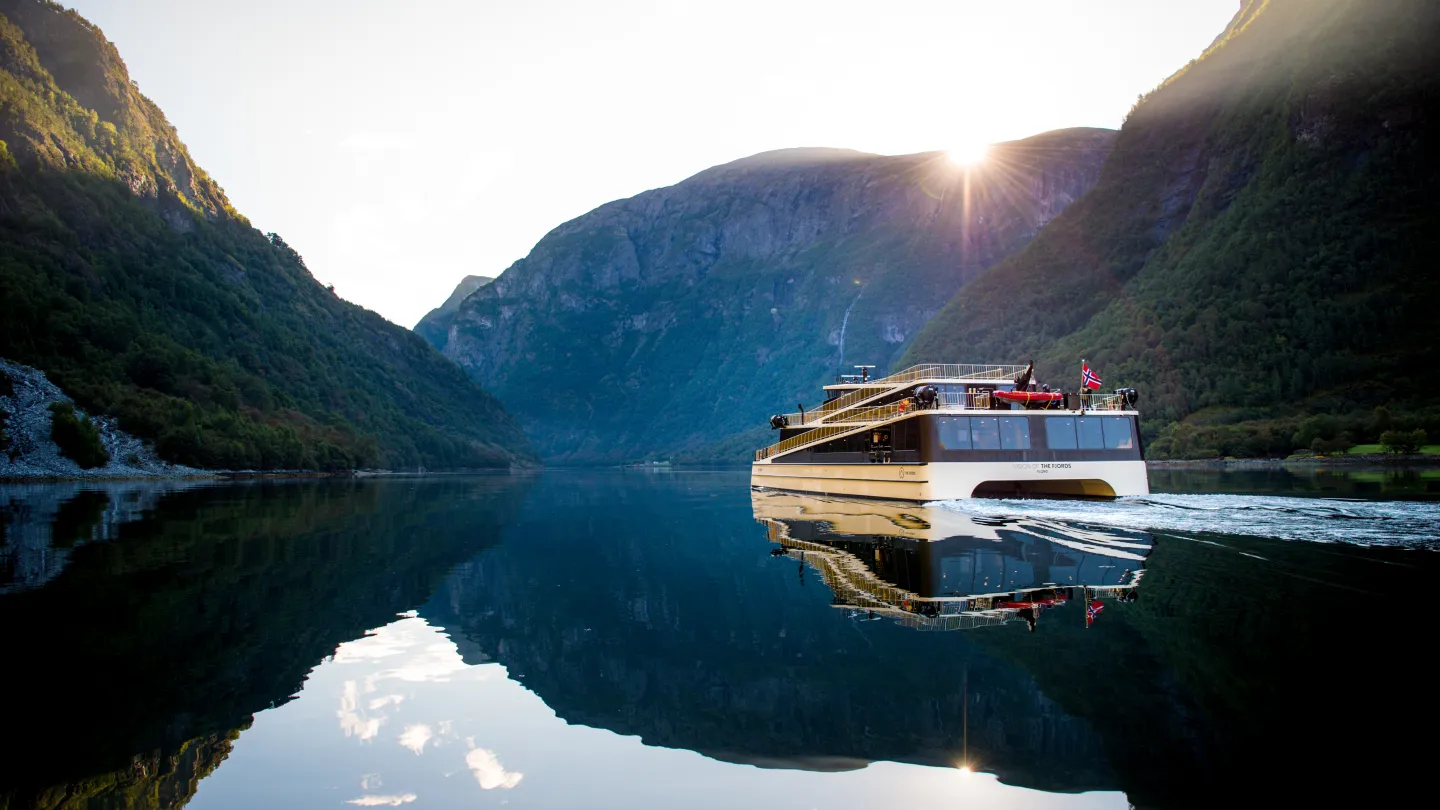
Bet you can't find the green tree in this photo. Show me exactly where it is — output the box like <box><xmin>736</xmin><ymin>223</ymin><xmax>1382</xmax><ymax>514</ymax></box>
<box><xmin>1379</xmin><ymin>429</ymin><xmax>1427</xmax><ymax>455</ymax></box>
<box><xmin>1309</xmin><ymin>435</ymin><xmax>1353</xmax><ymax>457</ymax></box>
<box><xmin>48</xmin><ymin>402</ymin><xmax>110</xmax><ymax>468</ymax></box>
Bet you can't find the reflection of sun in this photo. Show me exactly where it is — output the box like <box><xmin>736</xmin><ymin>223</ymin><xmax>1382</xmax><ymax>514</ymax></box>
<box><xmin>946</xmin><ymin>142</ymin><xmax>989</xmax><ymax>166</ymax></box>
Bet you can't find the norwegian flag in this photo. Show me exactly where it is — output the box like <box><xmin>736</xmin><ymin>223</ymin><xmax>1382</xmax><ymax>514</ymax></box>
<box><xmin>1081</xmin><ymin>361</ymin><xmax>1103</xmax><ymax>390</ymax></box>
<box><xmin>1085</xmin><ymin>600</ymin><xmax>1105</xmax><ymax>628</ymax></box>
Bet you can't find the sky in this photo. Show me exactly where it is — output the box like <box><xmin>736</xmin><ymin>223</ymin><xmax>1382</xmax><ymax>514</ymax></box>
<box><xmin>65</xmin><ymin>0</ymin><xmax>1240</xmax><ymax>327</ymax></box>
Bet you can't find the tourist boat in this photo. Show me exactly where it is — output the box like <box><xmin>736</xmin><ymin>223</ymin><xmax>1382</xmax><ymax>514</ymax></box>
<box><xmin>752</xmin><ymin>490</ymin><xmax>1148</xmax><ymax>631</ymax></box>
<box><xmin>752</xmin><ymin>363</ymin><xmax>1148</xmax><ymax>500</ymax></box>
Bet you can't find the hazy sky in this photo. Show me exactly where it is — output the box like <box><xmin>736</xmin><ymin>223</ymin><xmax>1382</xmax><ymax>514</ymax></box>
<box><xmin>66</xmin><ymin>0</ymin><xmax>1238</xmax><ymax>327</ymax></box>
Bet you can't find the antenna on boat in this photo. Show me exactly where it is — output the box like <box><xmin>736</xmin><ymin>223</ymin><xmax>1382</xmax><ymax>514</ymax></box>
<box><xmin>855</xmin><ymin>364</ymin><xmax>876</xmax><ymax>383</ymax></box>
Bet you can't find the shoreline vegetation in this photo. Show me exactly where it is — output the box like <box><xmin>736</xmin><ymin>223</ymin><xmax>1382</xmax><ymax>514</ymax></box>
<box><xmin>0</xmin><ymin>468</ymin><xmax>536</xmax><ymax>483</ymax></box>
<box><xmin>5</xmin><ymin>457</ymin><xmax>1438</xmax><ymax>483</ymax></box>
<box><xmin>1147</xmin><ymin>455</ymin><xmax>1440</xmax><ymax>469</ymax></box>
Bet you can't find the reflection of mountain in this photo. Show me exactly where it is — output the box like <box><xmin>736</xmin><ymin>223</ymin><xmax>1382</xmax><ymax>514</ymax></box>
<box><xmin>423</xmin><ymin>478</ymin><xmax>1440</xmax><ymax>808</ymax></box>
<box><xmin>0</xmin><ymin>477</ymin><xmax>532</xmax><ymax>808</ymax></box>
<box><xmin>14</xmin><ymin>732</ymin><xmax>240</xmax><ymax>810</ymax></box>
<box><xmin>423</xmin><ymin>477</ymin><xmax>1120</xmax><ymax>793</ymax></box>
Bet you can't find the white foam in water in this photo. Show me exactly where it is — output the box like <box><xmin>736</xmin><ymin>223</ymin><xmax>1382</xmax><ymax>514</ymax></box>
<box><xmin>933</xmin><ymin>493</ymin><xmax>1440</xmax><ymax>547</ymax></box>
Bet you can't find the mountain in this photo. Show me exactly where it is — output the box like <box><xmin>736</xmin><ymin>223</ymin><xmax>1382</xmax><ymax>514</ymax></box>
<box><xmin>0</xmin><ymin>0</ymin><xmax>533</xmax><ymax>470</ymax></box>
<box><xmin>427</xmin><ymin>130</ymin><xmax>1116</xmax><ymax>463</ymax></box>
<box><xmin>903</xmin><ymin>0</ymin><xmax>1440</xmax><ymax>458</ymax></box>
<box><xmin>414</xmin><ymin>273</ymin><xmax>493</xmax><ymax>348</ymax></box>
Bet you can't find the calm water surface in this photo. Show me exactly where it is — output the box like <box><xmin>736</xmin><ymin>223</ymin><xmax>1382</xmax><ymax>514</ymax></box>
<box><xmin>1</xmin><ymin>468</ymin><xmax>1436</xmax><ymax>809</ymax></box>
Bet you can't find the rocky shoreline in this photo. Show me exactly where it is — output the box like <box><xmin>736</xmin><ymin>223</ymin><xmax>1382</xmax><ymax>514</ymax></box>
<box><xmin>1</xmin><ymin>358</ymin><xmax>205</xmax><ymax>481</ymax></box>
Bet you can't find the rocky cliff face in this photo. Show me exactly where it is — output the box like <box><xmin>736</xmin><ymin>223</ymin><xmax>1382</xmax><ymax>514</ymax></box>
<box><xmin>0</xmin><ymin>358</ymin><xmax>200</xmax><ymax>479</ymax></box>
<box><xmin>0</xmin><ymin>0</ymin><xmax>231</xmax><ymax>222</ymax></box>
<box><xmin>434</xmin><ymin>129</ymin><xmax>1115</xmax><ymax>462</ymax></box>
<box><xmin>415</xmin><ymin>274</ymin><xmax>493</xmax><ymax>349</ymax></box>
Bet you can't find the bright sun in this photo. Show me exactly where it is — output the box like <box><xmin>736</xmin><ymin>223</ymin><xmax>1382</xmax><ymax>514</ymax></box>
<box><xmin>947</xmin><ymin>142</ymin><xmax>989</xmax><ymax>166</ymax></box>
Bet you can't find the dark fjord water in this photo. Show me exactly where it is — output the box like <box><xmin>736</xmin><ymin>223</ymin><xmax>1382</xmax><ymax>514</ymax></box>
<box><xmin>1</xmin><ymin>468</ymin><xmax>1436</xmax><ymax>809</ymax></box>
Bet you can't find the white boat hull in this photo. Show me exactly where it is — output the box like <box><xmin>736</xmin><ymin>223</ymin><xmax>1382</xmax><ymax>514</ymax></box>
<box><xmin>750</xmin><ymin>459</ymin><xmax>1150</xmax><ymax>501</ymax></box>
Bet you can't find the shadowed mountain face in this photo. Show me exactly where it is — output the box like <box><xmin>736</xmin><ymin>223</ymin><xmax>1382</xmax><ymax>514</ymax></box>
<box><xmin>425</xmin><ymin>130</ymin><xmax>1115</xmax><ymax>463</ymax></box>
<box><xmin>0</xmin><ymin>0</ymin><xmax>533</xmax><ymax>471</ymax></box>
<box><xmin>415</xmin><ymin>274</ymin><xmax>494</xmax><ymax>347</ymax></box>
<box><xmin>0</xmin><ymin>476</ymin><xmax>532</xmax><ymax>808</ymax></box>
<box><xmin>904</xmin><ymin>0</ymin><xmax>1440</xmax><ymax>457</ymax></box>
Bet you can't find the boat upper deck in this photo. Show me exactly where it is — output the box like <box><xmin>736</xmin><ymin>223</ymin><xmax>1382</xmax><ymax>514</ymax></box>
<box><xmin>758</xmin><ymin>363</ymin><xmax>1137</xmax><ymax>462</ymax></box>
<box><xmin>794</xmin><ymin>364</ymin><xmax>1131</xmax><ymax>425</ymax></box>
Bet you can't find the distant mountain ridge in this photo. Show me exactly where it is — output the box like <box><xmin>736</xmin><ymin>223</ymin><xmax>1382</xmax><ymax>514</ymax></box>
<box><xmin>425</xmin><ymin>127</ymin><xmax>1116</xmax><ymax>463</ymax></box>
<box><xmin>414</xmin><ymin>274</ymin><xmax>493</xmax><ymax>349</ymax></box>
<box><xmin>0</xmin><ymin>0</ymin><xmax>534</xmax><ymax>470</ymax></box>
<box><xmin>902</xmin><ymin>0</ymin><xmax>1440</xmax><ymax>458</ymax></box>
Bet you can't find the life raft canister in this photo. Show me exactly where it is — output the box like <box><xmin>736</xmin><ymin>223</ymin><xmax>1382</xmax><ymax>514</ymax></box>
<box><xmin>993</xmin><ymin>390</ymin><xmax>1064</xmax><ymax>405</ymax></box>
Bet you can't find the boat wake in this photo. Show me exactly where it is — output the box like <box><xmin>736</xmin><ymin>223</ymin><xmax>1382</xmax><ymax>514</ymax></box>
<box><xmin>933</xmin><ymin>493</ymin><xmax>1440</xmax><ymax>547</ymax></box>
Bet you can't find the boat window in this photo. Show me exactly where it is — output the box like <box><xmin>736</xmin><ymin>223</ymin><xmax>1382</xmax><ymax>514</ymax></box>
<box><xmin>1103</xmin><ymin>417</ymin><xmax>1134</xmax><ymax>450</ymax></box>
<box><xmin>938</xmin><ymin>417</ymin><xmax>970</xmax><ymax>450</ymax></box>
<box><xmin>892</xmin><ymin>419</ymin><xmax>920</xmax><ymax>451</ymax></box>
<box><xmin>815</xmin><ymin>432</ymin><xmax>868</xmax><ymax>454</ymax></box>
<box><xmin>1046</xmin><ymin>417</ymin><xmax>1078</xmax><ymax>450</ymax></box>
<box><xmin>1000</xmin><ymin>417</ymin><xmax>1031</xmax><ymax>450</ymax></box>
<box><xmin>971</xmin><ymin>417</ymin><xmax>1000</xmax><ymax>450</ymax></box>
<box><xmin>1077</xmin><ymin>417</ymin><xmax>1105</xmax><ymax>449</ymax></box>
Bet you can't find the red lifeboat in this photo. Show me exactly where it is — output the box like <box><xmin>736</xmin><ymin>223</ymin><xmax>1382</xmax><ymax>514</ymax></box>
<box><xmin>992</xmin><ymin>390</ymin><xmax>1063</xmax><ymax>405</ymax></box>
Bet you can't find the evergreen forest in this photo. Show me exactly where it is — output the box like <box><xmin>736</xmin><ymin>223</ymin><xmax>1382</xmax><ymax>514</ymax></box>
<box><xmin>903</xmin><ymin>0</ymin><xmax>1440</xmax><ymax>459</ymax></box>
<box><xmin>0</xmin><ymin>0</ymin><xmax>534</xmax><ymax>470</ymax></box>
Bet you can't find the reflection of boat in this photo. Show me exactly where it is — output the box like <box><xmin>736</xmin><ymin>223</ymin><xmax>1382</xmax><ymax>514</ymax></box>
<box><xmin>751</xmin><ymin>363</ymin><xmax>1148</xmax><ymax>500</ymax></box>
<box><xmin>752</xmin><ymin>490</ymin><xmax>1148</xmax><ymax>631</ymax></box>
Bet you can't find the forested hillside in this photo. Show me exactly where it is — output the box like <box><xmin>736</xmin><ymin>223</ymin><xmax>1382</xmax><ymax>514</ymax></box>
<box><xmin>903</xmin><ymin>0</ymin><xmax>1440</xmax><ymax>458</ymax></box>
<box><xmin>0</xmin><ymin>0</ymin><xmax>533</xmax><ymax>470</ymax></box>
<box><xmin>430</xmin><ymin>131</ymin><xmax>1116</xmax><ymax>463</ymax></box>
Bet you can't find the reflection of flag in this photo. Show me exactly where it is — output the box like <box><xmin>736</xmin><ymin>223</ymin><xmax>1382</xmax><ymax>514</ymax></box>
<box><xmin>1085</xmin><ymin>600</ymin><xmax>1105</xmax><ymax>627</ymax></box>
<box><xmin>1081</xmin><ymin>362</ymin><xmax>1103</xmax><ymax>390</ymax></box>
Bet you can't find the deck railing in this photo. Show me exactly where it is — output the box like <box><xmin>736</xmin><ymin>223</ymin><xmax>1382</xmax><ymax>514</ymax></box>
<box><xmin>754</xmin><ymin>424</ymin><xmax>853</xmax><ymax>461</ymax></box>
<box><xmin>933</xmin><ymin>391</ymin><xmax>1129</xmax><ymax>410</ymax></box>
<box><xmin>1086</xmin><ymin>393</ymin><xmax>1126</xmax><ymax>410</ymax></box>
<box><xmin>873</xmin><ymin>363</ymin><xmax>1029</xmax><ymax>385</ymax></box>
<box><xmin>755</xmin><ymin>398</ymin><xmax>917</xmax><ymax>460</ymax></box>
<box><xmin>821</xmin><ymin>398</ymin><xmax>917</xmax><ymax>424</ymax></box>
<box><xmin>812</xmin><ymin>385</ymin><xmax>890</xmax><ymax>420</ymax></box>
<box><xmin>780</xmin><ymin>365</ymin><xmax>1030</xmax><ymax>428</ymax></box>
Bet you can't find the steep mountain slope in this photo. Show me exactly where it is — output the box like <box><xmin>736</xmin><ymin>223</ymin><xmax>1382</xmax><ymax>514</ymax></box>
<box><xmin>903</xmin><ymin>0</ymin><xmax>1440</xmax><ymax>458</ymax></box>
<box><xmin>415</xmin><ymin>273</ymin><xmax>493</xmax><ymax>348</ymax></box>
<box><xmin>0</xmin><ymin>0</ymin><xmax>533</xmax><ymax>470</ymax></box>
<box><xmin>434</xmin><ymin>130</ymin><xmax>1115</xmax><ymax>463</ymax></box>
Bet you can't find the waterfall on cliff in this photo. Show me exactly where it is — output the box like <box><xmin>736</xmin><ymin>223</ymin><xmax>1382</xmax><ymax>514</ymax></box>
<box><xmin>836</xmin><ymin>286</ymin><xmax>864</xmax><ymax>370</ymax></box>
